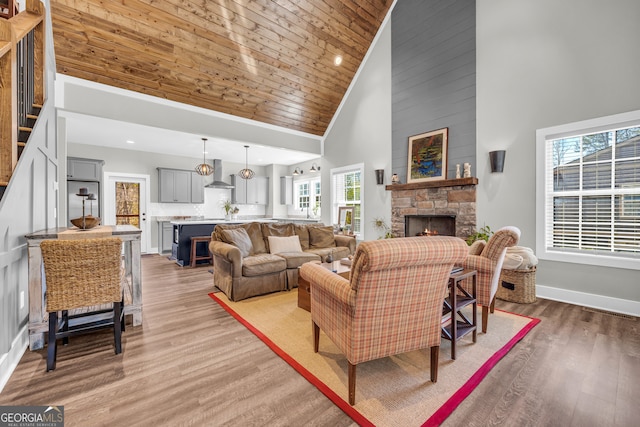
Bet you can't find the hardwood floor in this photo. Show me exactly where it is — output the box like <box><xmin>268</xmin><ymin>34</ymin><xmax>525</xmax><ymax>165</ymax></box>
<box><xmin>1</xmin><ymin>255</ymin><xmax>638</xmax><ymax>426</ymax></box>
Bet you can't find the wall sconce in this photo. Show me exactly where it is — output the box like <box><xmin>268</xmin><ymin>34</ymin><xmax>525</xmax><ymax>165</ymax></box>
<box><xmin>292</xmin><ymin>167</ymin><xmax>303</xmax><ymax>176</ymax></box>
<box><xmin>309</xmin><ymin>163</ymin><xmax>320</xmax><ymax>172</ymax></box>
<box><xmin>489</xmin><ymin>150</ymin><xmax>506</xmax><ymax>173</ymax></box>
<box><xmin>375</xmin><ymin>169</ymin><xmax>384</xmax><ymax>185</ymax></box>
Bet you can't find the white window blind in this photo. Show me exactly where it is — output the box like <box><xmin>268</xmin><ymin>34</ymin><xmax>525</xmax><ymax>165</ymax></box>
<box><xmin>538</xmin><ymin>115</ymin><xmax>640</xmax><ymax>269</ymax></box>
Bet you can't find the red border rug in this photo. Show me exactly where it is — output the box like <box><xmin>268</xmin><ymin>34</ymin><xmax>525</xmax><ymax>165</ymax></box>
<box><xmin>209</xmin><ymin>291</ymin><xmax>539</xmax><ymax>426</ymax></box>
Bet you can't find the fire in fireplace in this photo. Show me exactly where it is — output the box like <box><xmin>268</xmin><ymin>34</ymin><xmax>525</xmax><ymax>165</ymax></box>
<box><xmin>405</xmin><ymin>215</ymin><xmax>456</xmax><ymax>237</ymax></box>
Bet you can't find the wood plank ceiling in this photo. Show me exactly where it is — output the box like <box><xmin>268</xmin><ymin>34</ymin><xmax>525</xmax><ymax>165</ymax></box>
<box><xmin>50</xmin><ymin>0</ymin><xmax>393</xmax><ymax>136</ymax></box>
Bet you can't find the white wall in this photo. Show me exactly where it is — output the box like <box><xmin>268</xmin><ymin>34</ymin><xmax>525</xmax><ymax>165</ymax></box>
<box><xmin>477</xmin><ymin>0</ymin><xmax>640</xmax><ymax>309</ymax></box>
<box><xmin>322</xmin><ymin>20</ymin><xmax>393</xmax><ymax>240</ymax></box>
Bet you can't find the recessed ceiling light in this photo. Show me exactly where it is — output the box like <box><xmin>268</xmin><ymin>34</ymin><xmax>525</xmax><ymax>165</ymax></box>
<box><xmin>126</xmin><ymin>140</ymin><xmax>135</xmax><ymax>144</ymax></box>
<box><xmin>334</xmin><ymin>55</ymin><xmax>343</xmax><ymax>66</ymax></box>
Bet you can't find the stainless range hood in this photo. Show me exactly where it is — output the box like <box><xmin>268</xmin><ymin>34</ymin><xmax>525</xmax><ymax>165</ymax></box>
<box><xmin>204</xmin><ymin>159</ymin><xmax>234</xmax><ymax>189</ymax></box>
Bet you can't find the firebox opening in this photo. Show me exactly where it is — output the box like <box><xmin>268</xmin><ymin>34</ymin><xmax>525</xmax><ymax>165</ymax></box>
<box><xmin>405</xmin><ymin>215</ymin><xmax>456</xmax><ymax>237</ymax></box>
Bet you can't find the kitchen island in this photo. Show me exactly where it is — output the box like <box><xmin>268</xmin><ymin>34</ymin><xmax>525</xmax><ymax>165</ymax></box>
<box><xmin>170</xmin><ymin>218</ymin><xmax>278</xmax><ymax>266</ymax></box>
<box><xmin>170</xmin><ymin>218</ymin><xmax>322</xmax><ymax>266</ymax></box>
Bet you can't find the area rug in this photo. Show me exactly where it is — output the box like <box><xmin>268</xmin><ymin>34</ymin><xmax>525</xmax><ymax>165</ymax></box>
<box><xmin>209</xmin><ymin>290</ymin><xmax>539</xmax><ymax>426</ymax></box>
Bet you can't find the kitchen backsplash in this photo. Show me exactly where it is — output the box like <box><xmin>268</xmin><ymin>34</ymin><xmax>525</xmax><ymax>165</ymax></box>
<box><xmin>149</xmin><ymin>187</ymin><xmax>266</xmax><ymax>219</ymax></box>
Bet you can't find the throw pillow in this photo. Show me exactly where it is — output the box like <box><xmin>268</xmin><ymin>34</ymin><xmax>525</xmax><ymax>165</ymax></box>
<box><xmin>220</xmin><ymin>227</ymin><xmax>253</xmax><ymax>258</ymax></box>
<box><xmin>268</xmin><ymin>235</ymin><xmax>303</xmax><ymax>254</ymax></box>
<box><xmin>309</xmin><ymin>226</ymin><xmax>335</xmax><ymax>249</ymax></box>
<box><xmin>294</xmin><ymin>224</ymin><xmax>311</xmax><ymax>250</ymax></box>
<box><xmin>261</xmin><ymin>223</ymin><xmax>295</xmax><ymax>252</ymax></box>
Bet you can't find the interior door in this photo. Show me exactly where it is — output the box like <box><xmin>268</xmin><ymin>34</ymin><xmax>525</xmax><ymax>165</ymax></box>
<box><xmin>104</xmin><ymin>173</ymin><xmax>150</xmax><ymax>253</ymax></box>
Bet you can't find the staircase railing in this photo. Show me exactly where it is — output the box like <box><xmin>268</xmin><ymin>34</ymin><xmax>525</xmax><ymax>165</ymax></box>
<box><xmin>0</xmin><ymin>0</ymin><xmax>44</xmax><ymax>200</ymax></box>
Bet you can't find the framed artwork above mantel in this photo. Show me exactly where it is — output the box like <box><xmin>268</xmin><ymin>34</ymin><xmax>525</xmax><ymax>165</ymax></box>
<box><xmin>407</xmin><ymin>127</ymin><xmax>448</xmax><ymax>183</ymax></box>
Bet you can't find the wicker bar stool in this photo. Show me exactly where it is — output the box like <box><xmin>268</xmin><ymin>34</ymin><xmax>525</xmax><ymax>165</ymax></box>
<box><xmin>190</xmin><ymin>235</ymin><xmax>213</xmax><ymax>267</ymax></box>
<box><xmin>40</xmin><ymin>237</ymin><xmax>125</xmax><ymax>371</ymax></box>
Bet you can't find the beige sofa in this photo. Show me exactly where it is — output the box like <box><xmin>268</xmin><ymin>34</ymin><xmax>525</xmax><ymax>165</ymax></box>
<box><xmin>209</xmin><ymin>222</ymin><xmax>356</xmax><ymax>301</ymax></box>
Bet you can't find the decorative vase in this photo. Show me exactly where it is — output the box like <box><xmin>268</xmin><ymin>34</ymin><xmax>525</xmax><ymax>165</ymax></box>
<box><xmin>325</xmin><ymin>251</ymin><xmax>333</xmax><ymax>263</ymax></box>
<box><xmin>225</xmin><ymin>214</ymin><xmax>231</xmax><ymax>221</ymax></box>
<box><xmin>463</xmin><ymin>163</ymin><xmax>471</xmax><ymax>178</ymax></box>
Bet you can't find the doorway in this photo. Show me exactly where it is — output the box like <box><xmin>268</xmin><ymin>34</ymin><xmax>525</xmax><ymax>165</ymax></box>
<box><xmin>104</xmin><ymin>173</ymin><xmax>150</xmax><ymax>253</ymax></box>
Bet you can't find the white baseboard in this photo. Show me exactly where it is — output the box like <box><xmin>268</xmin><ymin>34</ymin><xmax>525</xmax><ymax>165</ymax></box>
<box><xmin>536</xmin><ymin>284</ymin><xmax>640</xmax><ymax>317</ymax></box>
<box><xmin>0</xmin><ymin>326</ymin><xmax>29</xmax><ymax>393</ymax></box>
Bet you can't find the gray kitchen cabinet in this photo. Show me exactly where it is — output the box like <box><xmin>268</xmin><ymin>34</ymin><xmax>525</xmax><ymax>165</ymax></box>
<box><xmin>248</xmin><ymin>176</ymin><xmax>269</xmax><ymax>204</ymax></box>
<box><xmin>158</xmin><ymin>221</ymin><xmax>174</xmax><ymax>253</ymax></box>
<box><xmin>191</xmin><ymin>172</ymin><xmax>204</xmax><ymax>204</ymax></box>
<box><xmin>158</xmin><ymin>168</ymin><xmax>191</xmax><ymax>203</ymax></box>
<box><xmin>231</xmin><ymin>174</ymin><xmax>268</xmax><ymax>205</ymax></box>
<box><xmin>67</xmin><ymin>157</ymin><xmax>104</xmax><ymax>181</ymax></box>
<box><xmin>230</xmin><ymin>174</ymin><xmax>246</xmax><ymax>204</ymax></box>
<box><xmin>280</xmin><ymin>176</ymin><xmax>293</xmax><ymax>205</ymax></box>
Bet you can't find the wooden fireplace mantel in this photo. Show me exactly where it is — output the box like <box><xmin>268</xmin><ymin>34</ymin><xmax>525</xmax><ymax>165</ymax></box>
<box><xmin>385</xmin><ymin>177</ymin><xmax>478</xmax><ymax>191</ymax></box>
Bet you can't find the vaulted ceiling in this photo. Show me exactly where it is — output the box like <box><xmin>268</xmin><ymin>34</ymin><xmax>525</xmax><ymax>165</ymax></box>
<box><xmin>50</xmin><ymin>0</ymin><xmax>393</xmax><ymax>137</ymax></box>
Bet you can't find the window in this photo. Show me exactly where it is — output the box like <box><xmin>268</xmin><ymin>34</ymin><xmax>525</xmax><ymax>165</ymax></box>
<box><xmin>331</xmin><ymin>163</ymin><xmax>364</xmax><ymax>237</ymax></box>
<box><xmin>295</xmin><ymin>178</ymin><xmax>321</xmax><ymax>217</ymax></box>
<box><xmin>536</xmin><ymin>110</ymin><xmax>640</xmax><ymax>270</ymax></box>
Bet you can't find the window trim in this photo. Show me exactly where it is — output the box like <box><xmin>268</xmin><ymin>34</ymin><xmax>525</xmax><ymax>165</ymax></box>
<box><xmin>293</xmin><ymin>176</ymin><xmax>321</xmax><ymax>216</ymax></box>
<box><xmin>331</xmin><ymin>163</ymin><xmax>364</xmax><ymax>239</ymax></box>
<box><xmin>536</xmin><ymin>109</ymin><xmax>640</xmax><ymax>271</ymax></box>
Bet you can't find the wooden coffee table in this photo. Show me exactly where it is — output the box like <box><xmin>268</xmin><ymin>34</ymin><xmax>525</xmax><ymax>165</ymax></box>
<box><xmin>298</xmin><ymin>262</ymin><xmax>350</xmax><ymax>312</ymax></box>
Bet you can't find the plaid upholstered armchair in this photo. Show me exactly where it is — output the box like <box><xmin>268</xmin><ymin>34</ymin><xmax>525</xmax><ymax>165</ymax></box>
<box><xmin>461</xmin><ymin>226</ymin><xmax>521</xmax><ymax>333</ymax></box>
<box><xmin>300</xmin><ymin>236</ymin><xmax>468</xmax><ymax>405</ymax></box>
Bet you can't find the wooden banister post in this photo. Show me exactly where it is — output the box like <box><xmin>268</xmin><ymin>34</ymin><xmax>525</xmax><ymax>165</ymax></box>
<box><xmin>27</xmin><ymin>0</ymin><xmax>46</xmax><ymax>106</ymax></box>
<box><xmin>0</xmin><ymin>19</ymin><xmax>17</xmax><ymax>183</ymax></box>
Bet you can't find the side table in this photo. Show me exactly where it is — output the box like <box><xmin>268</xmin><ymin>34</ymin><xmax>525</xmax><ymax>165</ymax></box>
<box><xmin>442</xmin><ymin>268</ymin><xmax>477</xmax><ymax>359</ymax></box>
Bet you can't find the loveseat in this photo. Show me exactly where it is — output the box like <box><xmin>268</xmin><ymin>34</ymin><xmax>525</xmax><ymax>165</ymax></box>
<box><xmin>209</xmin><ymin>222</ymin><xmax>356</xmax><ymax>301</ymax></box>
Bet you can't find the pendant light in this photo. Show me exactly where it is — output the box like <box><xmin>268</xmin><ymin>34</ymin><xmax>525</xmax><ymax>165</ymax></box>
<box><xmin>238</xmin><ymin>145</ymin><xmax>255</xmax><ymax>179</ymax></box>
<box><xmin>195</xmin><ymin>138</ymin><xmax>214</xmax><ymax>176</ymax></box>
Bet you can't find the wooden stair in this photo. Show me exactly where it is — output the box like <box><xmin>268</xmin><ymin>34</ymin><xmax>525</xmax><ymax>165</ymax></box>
<box><xmin>0</xmin><ymin>103</ymin><xmax>41</xmax><ymax>201</ymax></box>
<box><xmin>0</xmin><ymin>2</ymin><xmax>46</xmax><ymax>203</ymax></box>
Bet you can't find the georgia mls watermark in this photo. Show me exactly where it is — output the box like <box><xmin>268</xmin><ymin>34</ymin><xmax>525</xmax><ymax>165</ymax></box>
<box><xmin>0</xmin><ymin>406</ymin><xmax>64</xmax><ymax>427</ymax></box>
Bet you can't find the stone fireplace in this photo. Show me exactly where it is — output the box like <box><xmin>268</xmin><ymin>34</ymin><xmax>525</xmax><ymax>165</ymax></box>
<box><xmin>387</xmin><ymin>177</ymin><xmax>477</xmax><ymax>239</ymax></box>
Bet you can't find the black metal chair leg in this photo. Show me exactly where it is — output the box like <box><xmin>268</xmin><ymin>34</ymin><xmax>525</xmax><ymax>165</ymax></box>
<box><xmin>62</xmin><ymin>310</ymin><xmax>69</xmax><ymax>345</ymax></box>
<box><xmin>120</xmin><ymin>297</ymin><xmax>126</xmax><ymax>332</ymax></box>
<box><xmin>47</xmin><ymin>312</ymin><xmax>58</xmax><ymax>371</ymax></box>
<box><xmin>114</xmin><ymin>301</ymin><xmax>122</xmax><ymax>354</ymax></box>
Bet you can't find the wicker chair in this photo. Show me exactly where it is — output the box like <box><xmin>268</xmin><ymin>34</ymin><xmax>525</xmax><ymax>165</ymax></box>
<box><xmin>41</xmin><ymin>237</ymin><xmax>125</xmax><ymax>371</ymax></box>
<box><xmin>300</xmin><ymin>236</ymin><xmax>469</xmax><ymax>405</ymax></box>
<box><xmin>461</xmin><ymin>226</ymin><xmax>521</xmax><ymax>333</ymax></box>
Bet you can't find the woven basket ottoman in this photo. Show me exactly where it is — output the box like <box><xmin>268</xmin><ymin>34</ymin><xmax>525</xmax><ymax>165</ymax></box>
<box><xmin>497</xmin><ymin>266</ymin><xmax>537</xmax><ymax>303</ymax></box>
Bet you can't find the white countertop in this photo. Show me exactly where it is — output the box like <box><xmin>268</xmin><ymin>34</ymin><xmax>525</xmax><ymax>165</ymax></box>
<box><xmin>170</xmin><ymin>218</ymin><xmax>278</xmax><ymax>225</ymax></box>
<box><xmin>271</xmin><ymin>217</ymin><xmax>322</xmax><ymax>222</ymax></box>
<box><xmin>169</xmin><ymin>217</ymin><xmax>322</xmax><ymax>225</ymax></box>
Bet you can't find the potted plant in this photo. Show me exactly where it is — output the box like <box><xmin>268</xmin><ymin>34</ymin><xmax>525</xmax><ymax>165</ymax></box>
<box><xmin>373</xmin><ymin>217</ymin><xmax>394</xmax><ymax>239</ymax></box>
<box><xmin>221</xmin><ymin>200</ymin><xmax>233</xmax><ymax>220</ymax></box>
<box><xmin>466</xmin><ymin>225</ymin><xmax>493</xmax><ymax>245</ymax></box>
<box><xmin>231</xmin><ymin>206</ymin><xmax>239</xmax><ymax>220</ymax></box>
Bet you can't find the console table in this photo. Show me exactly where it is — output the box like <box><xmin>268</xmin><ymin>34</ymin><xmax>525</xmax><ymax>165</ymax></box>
<box><xmin>25</xmin><ymin>225</ymin><xmax>142</xmax><ymax>350</ymax></box>
<box><xmin>442</xmin><ymin>268</ymin><xmax>477</xmax><ymax>359</ymax></box>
